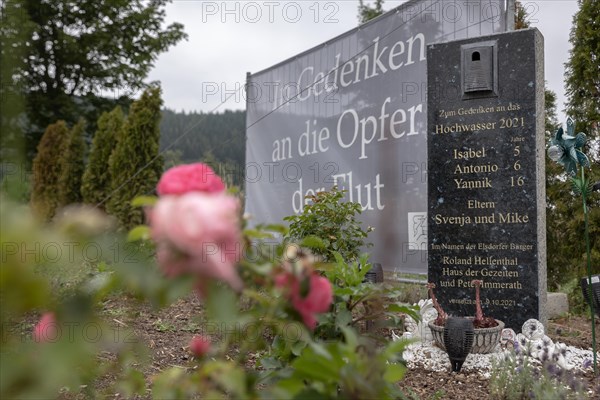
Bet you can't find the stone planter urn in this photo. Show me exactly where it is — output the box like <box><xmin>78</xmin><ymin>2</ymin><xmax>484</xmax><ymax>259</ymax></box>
<box><xmin>427</xmin><ymin>280</ymin><xmax>504</xmax><ymax>354</ymax></box>
<box><xmin>428</xmin><ymin>318</ymin><xmax>505</xmax><ymax>354</ymax></box>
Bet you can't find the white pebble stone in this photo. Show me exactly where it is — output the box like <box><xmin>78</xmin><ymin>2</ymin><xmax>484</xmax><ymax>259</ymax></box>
<box><xmin>399</xmin><ymin>308</ymin><xmax>593</xmax><ymax>375</ymax></box>
<box><xmin>522</xmin><ymin>319</ymin><xmax>545</xmax><ymax>340</ymax></box>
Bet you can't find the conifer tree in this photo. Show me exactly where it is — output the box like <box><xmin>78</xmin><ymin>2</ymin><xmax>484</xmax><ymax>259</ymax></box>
<box><xmin>82</xmin><ymin>107</ymin><xmax>124</xmax><ymax>208</ymax></box>
<box><xmin>514</xmin><ymin>0</ymin><xmax>530</xmax><ymax>29</ymax></box>
<box><xmin>30</xmin><ymin>121</ymin><xmax>69</xmax><ymax>220</ymax></box>
<box><xmin>565</xmin><ymin>0</ymin><xmax>599</xmax><ymax>140</ymax></box>
<box><xmin>512</xmin><ymin>0</ymin><xmax>575</xmax><ymax>287</ymax></box>
<box><xmin>548</xmin><ymin>0</ymin><xmax>600</xmax><ymax>294</ymax></box>
<box><xmin>107</xmin><ymin>85</ymin><xmax>163</xmax><ymax>229</ymax></box>
<box><xmin>358</xmin><ymin>0</ymin><xmax>384</xmax><ymax>23</ymax></box>
<box><xmin>0</xmin><ymin>0</ymin><xmax>187</xmax><ymax>159</ymax></box>
<box><xmin>58</xmin><ymin>118</ymin><xmax>87</xmax><ymax>207</ymax></box>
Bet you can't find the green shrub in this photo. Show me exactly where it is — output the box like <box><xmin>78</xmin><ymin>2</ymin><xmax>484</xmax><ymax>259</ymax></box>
<box><xmin>561</xmin><ymin>277</ymin><xmax>591</xmax><ymax>316</ymax></box>
<box><xmin>30</xmin><ymin>121</ymin><xmax>70</xmax><ymax>220</ymax></box>
<box><xmin>316</xmin><ymin>253</ymin><xmax>418</xmax><ymax>339</ymax></box>
<box><xmin>58</xmin><ymin>118</ymin><xmax>87</xmax><ymax>206</ymax></box>
<box><xmin>284</xmin><ymin>187</ymin><xmax>372</xmax><ymax>262</ymax></box>
<box><xmin>107</xmin><ymin>85</ymin><xmax>163</xmax><ymax>229</ymax></box>
<box><xmin>82</xmin><ymin>107</ymin><xmax>124</xmax><ymax>208</ymax></box>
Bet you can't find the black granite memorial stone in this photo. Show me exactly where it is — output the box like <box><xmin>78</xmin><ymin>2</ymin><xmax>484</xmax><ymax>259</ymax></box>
<box><xmin>427</xmin><ymin>29</ymin><xmax>547</xmax><ymax>330</ymax></box>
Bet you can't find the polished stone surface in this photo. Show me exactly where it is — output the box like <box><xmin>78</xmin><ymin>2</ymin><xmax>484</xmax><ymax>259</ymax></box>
<box><xmin>427</xmin><ymin>29</ymin><xmax>546</xmax><ymax>330</ymax></box>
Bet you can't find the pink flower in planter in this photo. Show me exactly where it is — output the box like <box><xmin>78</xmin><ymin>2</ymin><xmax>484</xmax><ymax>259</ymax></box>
<box><xmin>33</xmin><ymin>312</ymin><xmax>58</xmax><ymax>343</ymax></box>
<box><xmin>189</xmin><ymin>335</ymin><xmax>211</xmax><ymax>357</ymax></box>
<box><xmin>276</xmin><ymin>272</ymin><xmax>333</xmax><ymax>330</ymax></box>
<box><xmin>157</xmin><ymin>163</ymin><xmax>225</xmax><ymax>196</ymax></box>
<box><xmin>149</xmin><ymin>192</ymin><xmax>243</xmax><ymax>292</ymax></box>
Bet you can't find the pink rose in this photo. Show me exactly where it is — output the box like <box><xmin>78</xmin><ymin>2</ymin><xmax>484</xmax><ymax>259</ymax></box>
<box><xmin>149</xmin><ymin>192</ymin><xmax>243</xmax><ymax>292</ymax></box>
<box><xmin>276</xmin><ymin>272</ymin><xmax>333</xmax><ymax>330</ymax></box>
<box><xmin>33</xmin><ymin>312</ymin><xmax>58</xmax><ymax>343</ymax></box>
<box><xmin>189</xmin><ymin>335</ymin><xmax>211</xmax><ymax>357</ymax></box>
<box><xmin>157</xmin><ymin>163</ymin><xmax>225</xmax><ymax>196</ymax></box>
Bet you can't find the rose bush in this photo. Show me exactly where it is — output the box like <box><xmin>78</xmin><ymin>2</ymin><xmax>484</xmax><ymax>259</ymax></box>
<box><xmin>32</xmin><ymin>312</ymin><xmax>57</xmax><ymax>343</ymax></box>
<box><xmin>156</xmin><ymin>163</ymin><xmax>225</xmax><ymax>195</ymax></box>
<box><xmin>275</xmin><ymin>269</ymin><xmax>333</xmax><ymax>330</ymax></box>
<box><xmin>4</xmin><ymin>163</ymin><xmax>417</xmax><ymax>399</ymax></box>
<box><xmin>149</xmin><ymin>192</ymin><xmax>243</xmax><ymax>293</ymax></box>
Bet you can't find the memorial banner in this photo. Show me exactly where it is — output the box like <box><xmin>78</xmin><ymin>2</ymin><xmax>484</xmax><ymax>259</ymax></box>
<box><xmin>245</xmin><ymin>0</ymin><xmax>511</xmax><ymax>273</ymax></box>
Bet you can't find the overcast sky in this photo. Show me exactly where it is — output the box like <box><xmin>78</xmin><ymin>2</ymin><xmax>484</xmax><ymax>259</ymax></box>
<box><xmin>147</xmin><ymin>0</ymin><xmax>579</xmax><ymax>122</ymax></box>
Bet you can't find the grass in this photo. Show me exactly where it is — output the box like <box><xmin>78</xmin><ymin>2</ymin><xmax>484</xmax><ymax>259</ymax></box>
<box><xmin>152</xmin><ymin>319</ymin><xmax>176</xmax><ymax>332</ymax></box>
<box><xmin>34</xmin><ymin>259</ymin><xmax>98</xmax><ymax>298</ymax></box>
<box><xmin>383</xmin><ymin>273</ymin><xmax>428</xmax><ymax>305</ymax></box>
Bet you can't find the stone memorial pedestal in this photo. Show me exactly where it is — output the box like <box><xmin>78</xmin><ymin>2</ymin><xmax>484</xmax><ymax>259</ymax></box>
<box><xmin>427</xmin><ymin>29</ymin><xmax>547</xmax><ymax>330</ymax></box>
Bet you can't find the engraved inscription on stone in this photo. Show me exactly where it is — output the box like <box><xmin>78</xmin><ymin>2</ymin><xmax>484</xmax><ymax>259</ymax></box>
<box><xmin>427</xmin><ymin>29</ymin><xmax>546</xmax><ymax>330</ymax></box>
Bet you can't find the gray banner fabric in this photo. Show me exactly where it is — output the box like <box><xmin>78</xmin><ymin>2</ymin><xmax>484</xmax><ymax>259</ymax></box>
<box><xmin>245</xmin><ymin>0</ymin><xmax>510</xmax><ymax>274</ymax></box>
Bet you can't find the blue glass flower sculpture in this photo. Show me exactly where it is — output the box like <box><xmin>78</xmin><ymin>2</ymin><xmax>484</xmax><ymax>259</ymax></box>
<box><xmin>547</xmin><ymin>117</ymin><xmax>590</xmax><ymax>176</ymax></box>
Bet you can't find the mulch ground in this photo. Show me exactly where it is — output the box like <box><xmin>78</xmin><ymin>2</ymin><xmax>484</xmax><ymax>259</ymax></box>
<box><xmin>401</xmin><ymin>314</ymin><xmax>600</xmax><ymax>399</ymax></box>
<box><xmin>16</xmin><ymin>294</ymin><xmax>600</xmax><ymax>399</ymax></box>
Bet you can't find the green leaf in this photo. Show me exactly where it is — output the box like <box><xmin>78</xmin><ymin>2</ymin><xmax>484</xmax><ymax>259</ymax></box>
<box><xmin>292</xmin><ymin>388</ymin><xmax>327</xmax><ymax>399</ymax></box>
<box><xmin>245</xmin><ymin>262</ymin><xmax>273</xmax><ymax>275</ymax></box>
<box><xmin>270</xmin><ymin>377</ymin><xmax>305</xmax><ymax>399</ymax></box>
<box><xmin>383</xmin><ymin>363</ymin><xmax>406</xmax><ymax>383</ymax></box>
<box><xmin>118</xmin><ymin>368</ymin><xmax>146</xmax><ymax>397</ymax></box>
<box><xmin>244</xmin><ymin>229</ymin><xmax>274</xmax><ymax>239</ymax></box>
<box><xmin>127</xmin><ymin>225</ymin><xmax>151</xmax><ymax>242</ymax></box>
<box><xmin>340</xmin><ymin>326</ymin><xmax>358</xmax><ymax>349</ymax></box>
<box><xmin>259</xmin><ymin>356</ymin><xmax>283</xmax><ymax>370</ymax></box>
<box><xmin>292</xmin><ymin>345</ymin><xmax>340</xmax><ymax>382</ymax></box>
<box><xmin>264</xmin><ymin>224</ymin><xmax>289</xmax><ymax>234</ymax></box>
<box><xmin>308</xmin><ymin>342</ymin><xmax>333</xmax><ymax>361</ymax></box>
<box><xmin>383</xmin><ymin>338</ymin><xmax>414</xmax><ymax>359</ymax></box>
<box><xmin>334</xmin><ymin>308</ymin><xmax>353</xmax><ymax>328</ymax></box>
<box><xmin>243</xmin><ymin>288</ymin><xmax>273</xmax><ymax>306</ymax></box>
<box><xmin>570</xmin><ymin>175</ymin><xmax>593</xmax><ymax>198</ymax></box>
<box><xmin>333</xmin><ymin>286</ymin><xmax>352</xmax><ymax>294</ymax></box>
<box><xmin>386</xmin><ymin>303</ymin><xmax>411</xmax><ymax>313</ymax></box>
<box><xmin>152</xmin><ymin>368</ymin><xmax>186</xmax><ymax>400</ymax></box>
<box><xmin>212</xmin><ymin>365</ymin><xmax>247</xmax><ymax>397</ymax></box>
<box><xmin>131</xmin><ymin>195</ymin><xmax>158</xmax><ymax>207</ymax></box>
<box><xmin>313</xmin><ymin>261</ymin><xmax>334</xmax><ymax>273</ymax></box>
<box><xmin>206</xmin><ymin>283</ymin><xmax>238</xmax><ymax>326</ymax></box>
<box><xmin>301</xmin><ymin>235</ymin><xmax>326</xmax><ymax>249</ymax></box>
<box><xmin>291</xmin><ymin>340</ymin><xmax>307</xmax><ymax>356</ymax></box>
<box><xmin>269</xmin><ymin>336</ymin><xmax>286</xmax><ymax>356</ymax></box>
